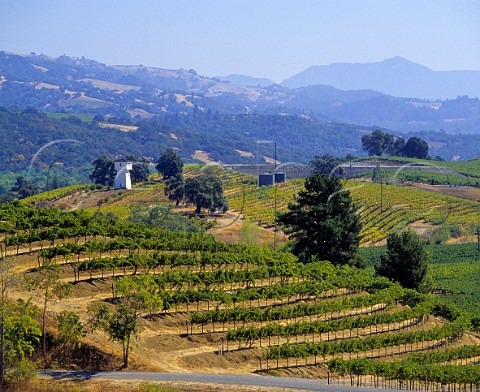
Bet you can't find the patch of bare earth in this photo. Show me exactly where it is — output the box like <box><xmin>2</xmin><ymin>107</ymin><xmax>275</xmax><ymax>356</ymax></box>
<box><xmin>98</xmin><ymin>123</ymin><xmax>139</xmax><ymax>132</ymax></box>
<box><xmin>77</xmin><ymin>78</ymin><xmax>141</xmax><ymax>92</ymax></box>
<box><xmin>408</xmin><ymin>219</ymin><xmax>435</xmax><ymax>235</ymax></box>
<box><xmin>127</xmin><ymin>108</ymin><xmax>154</xmax><ymax>119</ymax></box>
<box><xmin>412</xmin><ymin>184</ymin><xmax>480</xmax><ymax>202</ymax></box>
<box><xmin>236</xmin><ymin>149</ymin><xmax>254</xmax><ymax>157</ymax></box>
<box><xmin>192</xmin><ymin>150</ymin><xmax>218</xmax><ymax>164</ymax></box>
<box><xmin>208</xmin><ymin>211</ymin><xmax>283</xmax><ymax>246</ymax></box>
<box><xmin>263</xmin><ymin>156</ymin><xmax>281</xmax><ymax>165</ymax></box>
<box><xmin>34</xmin><ymin>377</ymin><xmax>303</xmax><ymax>392</ymax></box>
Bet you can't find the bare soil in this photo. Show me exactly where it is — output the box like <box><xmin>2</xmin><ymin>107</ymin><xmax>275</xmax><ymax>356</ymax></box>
<box><xmin>412</xmin><ymin>184</ymin><xmax>480</xmax><ymax>202</ymax></box>
<box><xmin>98</xmin><ymin>123</ymin><xmax>139</xmax><ymax>133</ymax></box>
<box><xmin>192</xmin><ymin>150</ymin><xmax>217</xmax><ymax>164</ymax></box>
<box><xmin>407</xmin><ymin>219</ymin><xmax>435</xmax><ymax>235</ymax></box>
<box><xmin>29</xmin><ymin>377</ymin><xmax>304</xmax><ymax>392</ymax></box>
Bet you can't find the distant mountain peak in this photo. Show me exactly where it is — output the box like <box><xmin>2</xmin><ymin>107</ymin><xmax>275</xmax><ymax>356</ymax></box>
<box><xmin>382</xmin><ymin>55</ymin><xmax>410</xmax><ymax>63</ymax></box>
<box><xmin>380</xmin><ymin>56</ymin><xmax>432</xmax><ymax>71</ymax></box>
<box><xmin>282</xmin><ymin>57</ymin><xmax>479</xmax><ymax>99</ymax></box>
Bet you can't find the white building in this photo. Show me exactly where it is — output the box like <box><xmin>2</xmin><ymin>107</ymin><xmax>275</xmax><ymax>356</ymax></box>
<box><xmin>114</xmin><ymin>161</ymin><xmax>132</xmax><ymax>189</ymax></box>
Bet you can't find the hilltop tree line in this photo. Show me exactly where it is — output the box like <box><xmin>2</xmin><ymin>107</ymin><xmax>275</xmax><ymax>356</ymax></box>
<box><xmin>362</xmin><ymin>130</ymin><xmax>429</xmax><ymax>159</ymax></box>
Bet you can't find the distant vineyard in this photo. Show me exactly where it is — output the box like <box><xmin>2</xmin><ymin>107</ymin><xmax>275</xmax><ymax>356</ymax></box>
<box><xmin>22</xmin><ymin>184</ymin><xmax>91</xmax><ymax>203</ymax></box>
<box><xmin>24</xmin><ymin>165</ymin><xmax>479</xmax><ymax>244</ymax></box>
<box><xmin>185</xmin><ymin>166</ymin><xmax>479</xmax><ymax>244</ymax></box>
<box><xmin>355</xmin><ymin>156</ymin><xmax>480</xmax><ymax>180</ymax></box>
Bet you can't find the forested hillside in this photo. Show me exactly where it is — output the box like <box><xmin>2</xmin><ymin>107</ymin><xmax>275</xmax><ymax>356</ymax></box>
<box><xmin>0</xmin><ymin>107</ymin><xmax>371</xmax><ymax>192</ymax></box>
<box><xmin>2</xmin><ymin>105</ymin><xmax>480</xmax><ymax>196</ymax></box>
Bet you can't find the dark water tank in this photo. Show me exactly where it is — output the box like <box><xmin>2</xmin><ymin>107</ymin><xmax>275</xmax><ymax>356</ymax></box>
<box><xmin>275</xmin><ymin>173</ymin><xmax>286</xmax><ymax>183</ymax></box>
<box><xmin>258</xmin><ymin>173</ymin><xmax>274</xmax><ymax>186</ymax></box>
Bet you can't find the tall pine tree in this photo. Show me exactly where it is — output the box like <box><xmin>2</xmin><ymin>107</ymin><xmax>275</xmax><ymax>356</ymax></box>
<box><xmin>278</xmin><ymin>174</ymin><xmax>362</xmax><ymax>265</ymax></box>
<box><xmin>376</xmin><ymin>230</ymin><xmax>433</xmax><ymax>292</ymax></box>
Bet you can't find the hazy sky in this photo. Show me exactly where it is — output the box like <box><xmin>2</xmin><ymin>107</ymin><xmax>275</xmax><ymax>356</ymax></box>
<box><xmin>1</xmin><ymin>0</ymin><xmax>479</xmax><ymax>82</ymax></box>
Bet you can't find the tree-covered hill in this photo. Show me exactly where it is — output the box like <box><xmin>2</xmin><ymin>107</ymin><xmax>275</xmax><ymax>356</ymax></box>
<box><xmin>0</xmin><ymin>107</ymin><xmax>373</xmax><ymax>192</ymax></box>
<box><xmin>2</xmin><ymin>105</ymin><xmax>480</xmax><ymax>195</ymax></box>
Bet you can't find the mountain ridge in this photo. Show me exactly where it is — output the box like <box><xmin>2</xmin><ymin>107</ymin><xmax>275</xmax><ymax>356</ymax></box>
<box><xmin>216</xmin><ymin>74</ymin><xmax>276</xmax><ymax>87</ymax></box>
<box><xmin>282</xmin><ymin>56</ymin><xmax>480</xmax><ymax>99</ymax></box>
<box><xmin>0</xmin><ymin>51</ymin><xmax>479</xmax><ymax>135</ymax></box>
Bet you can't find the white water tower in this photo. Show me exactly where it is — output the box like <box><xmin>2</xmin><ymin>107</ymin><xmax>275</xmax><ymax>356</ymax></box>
<box><xmin>114</xmin><ymin>161</ymin><xmax>132</xmax><ymax>189</ymax></box>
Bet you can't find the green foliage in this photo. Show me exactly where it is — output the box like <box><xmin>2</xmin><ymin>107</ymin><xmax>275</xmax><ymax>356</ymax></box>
<box><xmin>278</xmin><ymin>174</ymin><xmax>362</xmax><ymax>265</ymax></box>
<box><xmin>164</xmin><ymin>174</ymin><xmax>185</xmax><ymax>205</ymax></box>
<box><xmin>192</xmin><ymin>281</ymin><xmax>403</xmax><ymax>325</ymax></box>
<box><xmin>22</xmin><ymin>184</ymin><xmax>90</xmax><ymax>204</ymax></box>
<box><xmin>362</xmin><ymin>130</ymin><xmax>429</xmax><ymax>159</ymax></box>
<box><xmin>355</xmin><ymin>156</ymin><xmax>480</xmax><ymax>183</ymax></box>
<box><xmin>227</xmin><ymin>304</ymin><xmax>429</xmax><ymax>345</ymax></box>
<box><xmin>89</xmin><ymin>156</ymin><xmax>115</xmax><ymax>187</ymax></box>
<box><xmin>114</xmin><ymin>275</ymin><xmax>163</xmax><ymax>317</ymax></box>
<box><xmin>45</xmin><ymin>112</ymin><xmax>94</xmax><ymax>123</ymax></box>
<box><xmin>185</xmin><ymin>174</ymin><xmax>228</xmax><ymax>214</ymax></box>
<box><xmin>1</xmin><ymin>104</ymin><xmax>479</xmax><ymax>198</ymax></box>
<box><xmin>425</xmin><ymin>226</ymin><xmax>450</xmax><ymax>244</ymax></box>
<box><xmin>310</xmin><ymin>154</ymin><xmax>346</xmax><ymax>175</ymax></box>
<box><xmin>156</xmin><ymin>148</ymin><xmax>183</xmax><ymax>180</ymax></box>
<box><xmin>328</xmin><ymin>356</ymin><xmax>480</xmax><ymax>386</ymax></box>
<box><xmin>24</xmin><ymin>260</ymin><xmax>72</xmax><ymax>368</ymax></box>
<box><xmin>3</xmin><ymin>357</ymin><xmax>37</xmax><ymax>386</ymax></box>
<box><xmin>4</xmin><ymin>299</ymin><xmax>41</xmax><ymax>366</ymax></box>
<box><xmin>88</xmin><ymin>275</ymin><xmax>162</xmax><ymax>368</ymax></box>
<box><xmin>361</xmin><ymin>242</ymin><xmax>480</xmax><ymax>316</ymax></box>
<box><xmin>1</xmin><ymin>199</ymin><xmax>479</xmax><ymax>387</ymax></box>
<box><xmin>126</xmin><ymin>155</ymin><xmax>150</xmax><ymax>184</ymax></box>
<box><xmin>371</xmin><ymin>164</ymin><xmax>383</xmax><ymax>183</ymax></box>
<box><xmin>240</xmin><ymin>217</ymin><xmax>260</xmax><ymax>245</ymax></box>
<box><xmin>56</xmin><ymin>310</ymin><xmax>84</xmax><ymax>349</ymax></box>
<box><xmin>361</xmin><ymin>130</ymin><xmax>397</xmax><ymax>156</ymax></box>
<box><xmin>10</xmin><ymin>177</ymin><xmax>40</xmax><ymax>199</ymax></box>
<box><xmin>427</xmin><ymin>243</ymin><xmax>480</xmax><ymax>316</ymax></box>
<box><xmin>128</xmin><ymin>204</ymin><xmax>199</xmax><ymax>233</ymax></box>
<box><xmin>402</xmin><ymin>136</ymin><xmax>429</xmax><ymax>159</ymax></box>
<box><xmin>267</xmin><ymin>318</ymin><xmax>466</xmax><ymax>360</ymax></box>
<box><xmin>138</xmin><ymin>382</ymin><xmax>180</xmax><ymax>392</ymax></box>
<box><xmin>376</xmin><ymin>230</ymin><xmax>433</xmax><ymax>292</ymax></box>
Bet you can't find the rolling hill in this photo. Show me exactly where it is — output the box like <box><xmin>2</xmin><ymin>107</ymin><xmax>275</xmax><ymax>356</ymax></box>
<box><xmin>1</xmin><ymin>51</ymin><xmax>480</xmax><ymax>135</ymax></box>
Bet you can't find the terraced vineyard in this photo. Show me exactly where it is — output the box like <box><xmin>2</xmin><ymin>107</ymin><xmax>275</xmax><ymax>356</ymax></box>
<box><xmin>348</xmin><ymin>181</ymin><xmax>480</xmax><ymax>244</ymax></box>
<box><xmin>185</xmin><ymin>166</ymin><xmax>479</xmax><ymax>244</ymax></box>
<box><xmin>22</xmin><ymin>184</ymin><xmax>91</xmax><ymax>204</ymax></box>
<box><xmin>1</xmin><ymin>202</ymin><xmax>479</xmax><ymax>390</ymax></box>
<box><xmin>361</xmin><ymin>243</ymin><xmax>480</xmax><ymax>317</ymax></box>
<box><xmin>27</xmin><ymin>165</ymin><xmax>479</xmax><ymax>245</ymax></box>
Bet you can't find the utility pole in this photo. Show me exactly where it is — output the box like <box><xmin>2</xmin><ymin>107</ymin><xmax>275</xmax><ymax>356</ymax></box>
<box><xmin>274</xmin><ymin>142</ymin><xmax>277</xmax><ymax>250</ymax></box>
<box><xmin>380</xmin><ymin>178</ymin><xmax>383</xmax><ymax>213</ymax></box>
<box><xmin>477</xmin><ymin>225</ymin><xmax>480</xmax><ymax>255</ymax></box>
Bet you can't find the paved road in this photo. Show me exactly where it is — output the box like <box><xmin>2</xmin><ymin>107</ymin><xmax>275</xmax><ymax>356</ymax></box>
<box><xmin>41</xmin><ymin>370</ymin><xmax>407</xmax><ymax>392</ymax></box>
